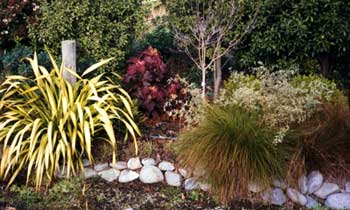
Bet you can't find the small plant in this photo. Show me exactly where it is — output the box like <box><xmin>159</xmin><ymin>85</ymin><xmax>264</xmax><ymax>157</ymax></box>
<box><xmin>174</xmin><ymin>104</ymin><xmax>283</xmax><ymax>203</ymax></box>
<box><xmin>0</xmin><ymin>53</ymin><xmax>140</xmax><ymax>189</ymax></box>
<box><xmin>124</xmin><ymin>47</ymin><xmax>188</xmax><ymax>117</ymax></box>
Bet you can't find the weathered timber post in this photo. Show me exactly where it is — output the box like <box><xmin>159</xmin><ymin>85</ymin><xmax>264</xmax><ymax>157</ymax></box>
<box><xmin>61</xmin><ymin>40</ymin><xmax>77</xmax><ymax>85</ymax></box>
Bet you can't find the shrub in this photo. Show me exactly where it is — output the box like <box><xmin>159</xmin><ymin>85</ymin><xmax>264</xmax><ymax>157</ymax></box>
<box><xmin>134</xmin><ymin>26</ymin><xmax>176</xmax><ymax>59</ymax></box>
<box><xmin>0</xmin><ymin>53</ymin><xmax>140</xmax><ymax>189</ymax></box>
<box><xmin>219</xmin><ymin>67</ymin><xmax>342</xmax><ymax>129</ymax></box>
<box><xmin>174</xmin><ymin>104</ymin><xmax>283</xmax><ymax>203</ymax></box>
<box><xmin>28</xmin><ymin>0</ymin><xmax>145</xmax><ymax>72</ymax></box>
<box><xmin>0</xmin><ymin>0</ymin><xmax>39</xmax><ymax>49</ymax></box>
<box><xmin>124</xmin><ymin>47</ymin><xmax>189</xmax><ymax>117</ymax></box>
<box><xmin>0</xmin><ymin>44</ymin><xmax>51</xmax><ymax>79</ymax></box>
<box><xmin>283</xmin><ymin>98</ymin><xmax>350</xmax><ymax>180</ymax></box>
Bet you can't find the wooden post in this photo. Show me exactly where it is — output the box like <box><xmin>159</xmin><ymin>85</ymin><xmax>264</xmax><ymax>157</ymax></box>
<box><xmin>61</xmin><ymin>40</ymin><xmax>77</xmax><ymax>85</ymax></box>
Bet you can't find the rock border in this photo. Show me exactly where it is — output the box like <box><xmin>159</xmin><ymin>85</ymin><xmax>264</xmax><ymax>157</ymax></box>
<box><xmin>79</xmin><ymin>158</ymin><xmax>350</xmax><ymax>209</ymax></box>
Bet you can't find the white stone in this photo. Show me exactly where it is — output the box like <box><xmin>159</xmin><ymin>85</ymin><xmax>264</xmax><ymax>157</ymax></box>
<box><xmin>298</xmin><ymin>175</ymin><xmax>308</xmax><ymax>194</ymax></box>
<box><xmin>178</xmin><ymin>168</ymin><xmax>190</xmax><ymax>179</ymax></box>
<box><xmin>286</xmin><ymin>188</ymin><xmax>307</xmax><ymax>206</ymax></box>
<box><xmin>124</xmin><ymin>208</ymin><xmax>133</xmax><ymax>210</ymax></box>
<box><xmin>98</xmin><ymin>168</ymin><xmax>120</xmax><ymax>182</ymax></box>
<box><xmin>165</xmin><ymin>171</ymin><xmax>182</xmax><ymax>187</ymax></box>
<box><xmin>127</xmin><ymin>157</ymin><xmax>142</xmax><ymax>170</ymax></box>
<box><xmin>307</xmin><ymin>171</ymin><xmax>323</xmax><ymax>194</ymax></box>
<box><xmin>273</xmin><ymin>179</ymin><xmax>287</xmax><ymax>189</ymax></box>
<box><xmin>305</xmin><ymin>195</ymin><xmax>320</xmax><ymax>209</ymax></box>
<box><xmin>82</xmin><ymin>159</ymin><xmax>91</xmax><ymax>167</ymax></box>
<box><xmin>141</xmin><ymin>158</ymin><xmax>156</xmax><ymax>166</ymax></box>
<box><xmin>110</xmin><ymin>161</ymin><xmax>127</xmax><ymax>170</ymax></box>
<box><xmin>158</xmin><ymin>161</ymin><xmax>175</xmax><ymax>171</ymax></box>
<box><xmin>184</xmin><ymin>178</ymin><xmax>199</xmax><ymax>190</ymax></box>
<box><xmin>270</xmin><ymin>188</ymin><xmax>286</xmax><ymax>206</ymax></box>
<box><xmin>314</xmin><ymin>182</ymin><xmax>340</xmax><ymax>199</ymax></box>
<box><xmin>325</xmin><ymin>193</ymin><xmax>350</xmax><ymax>209</ymax></box>
<box><xmin>248</xmin><ymin>181</ymin><xmax>264</xmax><ymax>193</ymax></box>
<box><xmin>83</xmin><ymin>167</ymin><xmax>98</xmax><ymax>179</ymax></box>
<box><xmin>345</xmin><ymin>182</ymin><xmax>350</xmax><ymax>193</ymax></box>
<box><xmin>94</xmin><ymin>163</ymin><xmax>109</xmax><ymax>172</ymax></box>
<box><xmin>139</xmin><ymin>166</ymin><xmax>164</xmax><ymax>184</ymax></box>
<box><xmin>118</xmin><ymin>170</ymin><xmax>139</xmax><ymax>183</ymax></box>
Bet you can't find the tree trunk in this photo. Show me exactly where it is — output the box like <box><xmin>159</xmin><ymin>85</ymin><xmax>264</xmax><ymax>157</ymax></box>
<box><xmin>201</xmin><ymin>67</ymin><xmax>206</xmax><ymax>100</ymax></box>
<box><xmin>214</xmin><ymin>57</ymin><xmax>222</xmax><ymax>100</ymax></box>
<box><xmin>318</xmin><ymin>53</ymin><xmax>335</xmax><ymax>78</ymax></box>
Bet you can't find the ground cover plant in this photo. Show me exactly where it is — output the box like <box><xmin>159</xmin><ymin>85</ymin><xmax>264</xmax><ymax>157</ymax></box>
<box><xmin>0</xmin><ymin>53</ymin><xmax>140</xmax><ymax>189</ymax></box>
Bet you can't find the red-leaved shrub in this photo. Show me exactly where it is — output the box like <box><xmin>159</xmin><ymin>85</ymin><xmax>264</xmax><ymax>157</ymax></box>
<box><xmin>124</xmin><ymin>47</ymin><xmax>189</xmax><ymax>117</ymax></box>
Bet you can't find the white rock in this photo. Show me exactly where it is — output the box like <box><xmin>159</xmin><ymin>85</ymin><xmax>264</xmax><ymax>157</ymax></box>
<box><xmin>118</xmin><ymin>170</ymin><xmax>139</xmax><ymax>183</ymax></box>
<box><xmin>83</xmin><ymin>167</ymin><xmax>98</xmax><ymax>179</ymax></box>
<box><xmin>127</xmin><ymin>157</ymin><xmax>142</xmax><ymax>170</ymax></box>
<box><xmin>184</xmin><ymin>178</ymin><xmax>199</xmax><ymax>190</ymax></box>
<box><xmin>110</xmin><ymin>161</ymin><xmax>127</xmax><ymax>170</ymax></box>
<box><xmin>124</xmin><ymin>208</ymin><xmax>133</xmax><ymax>210</ymax></box>
<box><xmin>270</xmin><ymin>188</ymin><xmax>286</xmax><ymax>206</ymax></box>
<box><xmin>141</xmin><ymin>158</ymin><xmax>156</xmax><ymax>166</ymax></box>
<box><xmin>158</xmin><ymin>161</ymin><xmax>175</xmax><ymax>171</ymax></box>
<box><xmin>286</xmin><ymin>188</ymin><xmax>307</xmax><ymax>206</ymax></box>
<box><xmin>139</xmin><ymin>166</ymin><xmax>164</xmax><ymax>184</ymax></box>
<box><xmin>273</xmin><ymin>179</ymin><xmax>287</xmax><ymax>189</ymax></box>
<box><xmin>307</xmin><ymin>171</ymin><xmax>323</xmax><ymax>194</ymax></box>
<box><xmin>165</xmin><ymin>171</ymin><xmax>182</xmax><ymax>187</ymax></box>
<box><xmin>305</xmin><ymin>195</ymin><xmax>320</xmax><ymax>209</ymax></box>
<box><xmin>298</xmin><ymin>175</ymin><xmax>308</xmax><ymax>194</ymax></box>
<box><xmin>345</xmin><ymin>182</ymin><xmax>350</xmax><ymax>193</ymax></box>
<box><xmin>178</xmin><ymin>168</ymin><xmax>190</xmax><ymax>179</ymax></box>
<box><xmin>314</xmin><ymin>182</ymin><xmax>340</xmax><ymax>199</ymax></box>
<box><xmin>94</xmin><ymin>163</ymin><xmax>109</xmax><ymax>172</ymax></box>
<box><xmin>98</xmin><ymin>168</ymin><xmax>120</xmax><ymax>182</ymax></box>
<box><xmin>248</xmin><ymin>181</ymin><xmax>264</xmax><ymax>193</ymax></box>
<box><xmin>82</xmin><ymin>159</ymin><xmax>91</xmax><ymax>167</ymax></box>
<box><xmin>325</xmin><ymin>193</ymin><xmax>350</xmax><ymax>209</ymax></box>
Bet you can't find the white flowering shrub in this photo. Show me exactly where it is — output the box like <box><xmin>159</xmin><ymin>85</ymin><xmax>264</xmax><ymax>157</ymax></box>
<box><xmin>218</xmin><ymin>67</ymin><xmax>343</xmax><ymax>129</ymax></box>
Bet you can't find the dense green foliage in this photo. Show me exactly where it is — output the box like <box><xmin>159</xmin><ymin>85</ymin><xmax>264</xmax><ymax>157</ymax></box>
<box><xmin>0</xmin><ymin>54</ymin><xmax>140</xmax><ymax>189</ymax></box>
<box><xmin>28</xmin><ymin>0</ymin><xmax>145</xmax><ymax>72</ymax></box>
<box><xmin>175</xmin><ymin>104</ymin><xmax>283</xmax><ymax>203</ymax></box>
<box><xmin>238</xmin><ymin>0</ymin><xmax>350</xmax><ymax>77</ymax></box>
<box><xmin>0</xmin><ymin>44</ymin><xmax>51</xmax><ymax>79</ymax></box>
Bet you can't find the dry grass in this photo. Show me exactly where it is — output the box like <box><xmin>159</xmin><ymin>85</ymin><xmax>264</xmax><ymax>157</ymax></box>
<box><xmin>283</xmin><ymin>97</ymin><xmax>350</xmax><ymax>182</ymax></box>
<box><xmin>174</xmin><ymin>104</ymin><xmax>284</xmax><ymax>203</ymax></box>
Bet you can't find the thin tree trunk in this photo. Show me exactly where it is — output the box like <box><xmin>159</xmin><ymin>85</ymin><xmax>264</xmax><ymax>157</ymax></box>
<box><xmin>214</xmin><ymin>57</ymin><xmax>222</xmax><ymax>99</ymax></box>
<box><xmin>201</xmin><ymin>67</ymin><xmax>206</xmax><ymax>100</ymax></box>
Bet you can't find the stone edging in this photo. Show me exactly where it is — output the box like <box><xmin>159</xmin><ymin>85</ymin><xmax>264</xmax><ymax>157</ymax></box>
<box><xmin>78</xmin><ymin>157</ymin><xmax>350</xmax><ymax>209</ymax></box>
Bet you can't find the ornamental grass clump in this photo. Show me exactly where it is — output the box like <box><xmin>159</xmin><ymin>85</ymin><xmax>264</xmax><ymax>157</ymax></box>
<box><xmin>283</xmin><ymin>98</ymin><xmax>350</xmax><ymax>181</ymax></box>
<box><xmin>0</xmin><ymin>53</ymin><xmax>140</xmax><ymax>189</ymax></box>
<box><xmin>174</xmin><ymin>104</ymin><xmax>283</xmax><ymax>203</ymax></box>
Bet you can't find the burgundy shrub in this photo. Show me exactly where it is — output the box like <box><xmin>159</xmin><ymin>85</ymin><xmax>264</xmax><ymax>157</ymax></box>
<box><xmin>124</xmin><ymin>46</ymin><xmax>189</xmax><ymax>117</ymax></box>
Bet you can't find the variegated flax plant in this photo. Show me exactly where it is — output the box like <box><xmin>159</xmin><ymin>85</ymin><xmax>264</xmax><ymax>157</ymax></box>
<box><xmin>0</xmin><ymin>53</ymin><xmax>140</xmax><ymax>190</ymax></box>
